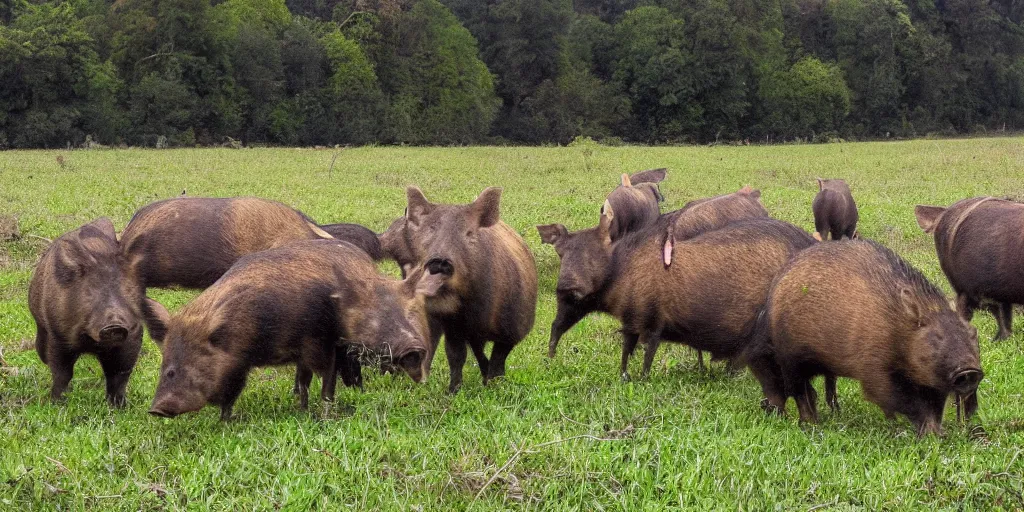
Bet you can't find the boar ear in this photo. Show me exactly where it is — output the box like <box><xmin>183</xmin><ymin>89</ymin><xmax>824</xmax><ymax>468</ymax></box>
<box><xmin>406</xmin><ymin>187</ymin><xmax>433</xmax><ymax>226</ymax></box>
<box><xmin>630</xmin><ymin>168</ymin><xmax>667</xmax><ymax>184</ymax></box>
<box><xmin>901</xmin><ymin>288</ymin><xmax>927</xmax><ymax>326</ymax></box>
<box><xmin>914</xmin><ymin>205</ymin><xmax>945</xmax><ymax>234</ymax></box>
<box><xmin>813</xmin><ymin>232</ymin><xmax>823</xmax><ymax>242</ymax></box>
<box><xmin>536</xmin><ymin>224</ymin><xmax>568</xmax><ymax>245</ymax></box>
<box><xmin>88</xmin><ymin>217</ymin><xmax>117</xmax><ymax>242</ymax></box>
<box><xmin>599</xmin><ymin>200</ymin><xmax>614</xmax><ymax>245</ymax></box>
<box><xmin>143</xmin><ymin>298</ymin><xmax>171</xmax><ymax>345</ymax></box>
<box><xmin>620</xmin><ymin>173</ymin><xmax>632</xmax><ymax>187</ymax></box>
<box><xmin>308</xmin><ymin>222</ymin><xmax>334</xmax><ymax>239</ymax></box>
<box><xmin>52</xmin><ymin>239</ymin><xmax>87</xmax><ymax>284</ymax></box>
<box><xmin>470</xmin><ymin>187</ymin><xmax>502</xmax><ymax>229</ymax></box>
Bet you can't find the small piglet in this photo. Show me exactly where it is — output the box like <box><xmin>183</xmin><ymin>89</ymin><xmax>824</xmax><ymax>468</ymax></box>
<box><xmin>811</xmin><ymin>178</ymin><xmax>858</xmax><ymax>241</ymax></box>
<box><xmin>747</xmin><ymin>240</ymin><xmax>983</xmax><ymax>436</ymax></box>
<box><xmin>604</xmin><ymin>168</ymin><xmax>667</xmax><ymax>241</ymax></box>
<box><xmin>29</xmin><ymin>218</ymin><xmax>162</xmax><ymax>405</ymax></box>
<box><xmin>147</xmin><ymin>240</ymin><xmax>443</xmax><ymax>420</ymax></box>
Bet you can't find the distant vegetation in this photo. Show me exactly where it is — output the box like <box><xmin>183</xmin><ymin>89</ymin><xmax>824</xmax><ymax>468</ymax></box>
<box><xmin>2</xmin><ymin>0</ymin><xmax>1024</xmax><ymax>148</ymax></box>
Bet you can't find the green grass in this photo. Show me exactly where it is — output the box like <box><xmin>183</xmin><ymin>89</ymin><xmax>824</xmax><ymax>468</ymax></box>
<box><xmin>3</xmin><ymin>140</ymin><xmax>1024</xmax><ymax>510</ymax></box>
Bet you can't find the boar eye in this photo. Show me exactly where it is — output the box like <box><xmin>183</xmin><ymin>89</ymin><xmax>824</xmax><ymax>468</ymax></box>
<box><xmin>165</xmin><ymin>368</ymin><xmax>176</xmax><ymax>379</ymax></box>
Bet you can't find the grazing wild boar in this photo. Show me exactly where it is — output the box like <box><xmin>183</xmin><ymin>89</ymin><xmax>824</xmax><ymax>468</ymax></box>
<box><xmin>147</xmin><ymin>240</ymin><xmax>443</xmax><ymax>419</ymax></box>
<box><xmin>604</xmin><ymin>168</ymin><xmax>668</xmax><ymax>241</ymax></box>
<box><xmin>747</xmin><ymin>240</ymin><xmax>982</xmax><ymax>436</ymax></box>
<box><xmin>318</xmin><ymin>222</ymin><xmax>384</xmax><ymax>261</ymax></box>
<box><xmin>119</xmin><ymin>197</ymin><xmax>333</xmax><ymax>291</ymax></box>
<box><xmin>811</xmin><ymin>178</ymin><xmax>858</xmax><ymax>241</ymax></box>
<box><xmin>916</xmin><ymin>197</ymin><xmax>1024</xmax><ymax>341</ymax></box>
<box><xmin>404</xmin><ymin>187</ymin><xmax>538</xmax><ymax>393</ymax></box>
<box><xmin>379</xmin><ymin>215</ymin><xmax>418</xmax><ymax>278</ymax></box>
<box><xmin>538</xmin><ymin>206</ymin><xmax>814</xmax><ymax>379</ymax></box>
<box><xmin>28</xmin><ymin>218</ymin><xmax>165</xmax><ymax>405</ymax></box>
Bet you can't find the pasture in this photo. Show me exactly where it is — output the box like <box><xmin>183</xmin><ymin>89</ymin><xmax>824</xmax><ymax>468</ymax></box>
<box><xmin>2</xmin><ymin>139</ymin><xmax>1024</xmax><ymax>509</ymax></box>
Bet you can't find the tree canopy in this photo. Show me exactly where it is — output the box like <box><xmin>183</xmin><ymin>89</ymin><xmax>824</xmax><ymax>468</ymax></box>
<box><xmin>2</xmin><ymin>0</ymin><xmax>1023</xmax><ymax>147</ymax></box>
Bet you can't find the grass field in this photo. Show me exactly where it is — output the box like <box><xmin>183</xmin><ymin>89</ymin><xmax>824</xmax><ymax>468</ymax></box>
<box><xmin>3</xmin><ymin>139</ymin><xmax>1024</xmax><ymax>510</ymax></box>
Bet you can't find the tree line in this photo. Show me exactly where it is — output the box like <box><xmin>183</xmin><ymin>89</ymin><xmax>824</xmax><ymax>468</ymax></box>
<box><xmin>2</xmin><ymin>0</ymin><xmax>1023</xmax><ymax>148</ymax></box>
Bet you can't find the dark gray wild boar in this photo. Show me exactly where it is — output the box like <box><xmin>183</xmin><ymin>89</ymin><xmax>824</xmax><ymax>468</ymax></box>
<box><xmin>120</xmin><ymin>197</ymin><xmax>333</xmax><ymax>291</ymax></box>
<box><xmin>28</xmin><ymin>218</ymin><xmax>165</xmax><ymax>405</ymax></box>
<box><xmin>811</xmin><ymin>178</ymin><xmax>858</xmax><ymax>241</ymax></box>
<box><xmin>319</xmin><ymin>222</ymin><xmax>384</xmax><ymax>261</ymax></box>
<box><xmin>404</xmin><ymin>187</ymin><xmax>538</xmax><ymax>393</ymax></box>
<box><xmin>538</xmin><ymin>206</ymin><xmax>814</xmax><ymax>379</ymax></box>
<box><xmin>916</xmin><ymin>197</ymin><xmax>1024</xmax><ymax>341</ymax></box>
<box><xmin>604</xmin><ymin>168</ymin><xmax>667</xmax><ymax>241</ymax></box>
<box><xmin>147</xmin><ymin>240</ymin><xmax>443</xmax><ymax>419</ymax></box>
<box><xmin>747</xmin><ymin>240</ymin><xmax>982</xmax><ymax>436</ymax></box>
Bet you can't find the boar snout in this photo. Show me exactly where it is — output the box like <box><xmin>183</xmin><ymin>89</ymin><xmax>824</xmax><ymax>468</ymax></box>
<box><xmin>950</xmin><ymin>368</ymin><xmax>983</xmax><ymax>395</ymax></box>
<box><xmin>425</xmin><ymin>257</ymin><xmax>455</xmax><ymax>276</ymax></box>
<box><xmin>397</xmin><ymin>350</ymin><xmax>428</xmax><ymax>383</ymax></box>
<box><xmin>99</xmin><ymin>325</ymin><xmax>130</xmax><ymax>344</ymax></box>
<box><xmin>148</xmin><ymin>394</ymin><xmax>184</xmax><ymax>418</ymax></box>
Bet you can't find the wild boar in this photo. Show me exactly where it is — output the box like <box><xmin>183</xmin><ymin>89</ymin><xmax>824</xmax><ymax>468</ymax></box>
<box><xmin>318</xmin><ymin>222</ymin><xmax>384</xmax><ymax>261</ymax></box>
<box><xmin>146</xmin><ymin>240</ymin><xmax>443</xmax><ymax>419</ymax></box>
<box><xmin>663</xmin><ymin>185</ymin><xmax>770</xmax><ymax>264</ymax></box>
<box><xmin>604</xmin><ymin>168</ymin><xmax>667</xmax><ymax>241</ymax></box>
<box><xmin>812</xmin><ymin>178</ymin><xmax>858</xmax><ymax>241</ymax></box>
<box><xmin>378</xmin><ymin>215</ymin><xmax>418</xmax><ymax>278</ymax></box>
<box><xmin>747</xmin><ymin>240</ymin><xmax>983</xmax><ymax>436</ymax></box>
<box><xmin>119</xmin><ymin>197</ymin><xmax>333</xmax><ymax>291</ymax></box>
<box><xmin>403</xmin><ymin>187</ymin><xmax>538</xmax><ymax>393</ymax></box>
<box><xmin>538</xmin><ymin>207</ymin><xmax>814</xmax><ymax>380</ymax></box>
<box><xmin>915</xmin><ymin>197</ymin><xmax>1024</xmax><ymax>341</ymax></box>
<box><xmin>28</xmin><ymin>218</ymin><xmax>164</xmax><ymax>405</ymax></box>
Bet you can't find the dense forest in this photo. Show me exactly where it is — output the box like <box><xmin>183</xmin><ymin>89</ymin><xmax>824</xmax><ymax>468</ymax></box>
<box><xmin>2</xmin><ymin>0</ymin><xmax>1024</xmax><ymax>148</ymax></box>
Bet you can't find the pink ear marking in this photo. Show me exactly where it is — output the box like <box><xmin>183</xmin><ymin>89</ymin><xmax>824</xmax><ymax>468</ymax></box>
<box><xmin>663</xmin><ymin>237</ymin><xmax>674</xmax><ymax>266</ymax></box>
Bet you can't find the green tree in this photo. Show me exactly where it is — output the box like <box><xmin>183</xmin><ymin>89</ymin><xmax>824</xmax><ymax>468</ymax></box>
<box><xmin>756</xmin><ymin>56</ymin><xmax>851</xmax><ymax>139</ymax></box>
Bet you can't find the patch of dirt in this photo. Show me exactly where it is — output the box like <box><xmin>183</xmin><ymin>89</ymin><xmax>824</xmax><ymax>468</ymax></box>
<box><xmin>0</xmin><ymin>215</ymin><xmax>18</xmax><ymax>241</ymax></box>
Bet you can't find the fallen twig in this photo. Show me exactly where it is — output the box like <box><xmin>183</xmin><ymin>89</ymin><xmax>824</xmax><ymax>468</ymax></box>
<box><xmin>45</xmin><ymin>456</ymin><xmax>71</xmax><ymax>475</ymax></box>
<box><xmin>473</xmin><ymin>435</ymin><xmax>623</xmax><ymax>501</ymax></box>
<box><xmin>328</xmin><ymin>150</ymin><xmax>342</xmax><ymax>179</ymax></box>
<box><xmin>313</xmin><ymin>448</ymin><xmax>343</xmax><ymax>464</ymax></box>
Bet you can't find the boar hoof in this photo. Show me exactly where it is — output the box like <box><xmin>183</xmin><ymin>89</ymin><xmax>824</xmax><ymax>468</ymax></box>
<box><xmin>620</xmin><ymin>372</ymin><xmax>631</xmax><ymax>383</ymax></box>
<box><xmin>107</xmin><ymin>394</ymin><xmax>127</xmax><ymax>408</ymax></box>
<box><xmin>993</xmin><ymin>332</ymin><xmax>1011</xmax><ymax>342</ymax></box>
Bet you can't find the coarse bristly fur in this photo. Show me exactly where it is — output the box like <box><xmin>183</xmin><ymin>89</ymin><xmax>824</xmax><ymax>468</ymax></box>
<box><xmin>539</xmin><ymin>205</ymin><xmax>813</xmax><ymax>381</ymax></box>
<box><xmin>915</xmin><ymin>196</ymin><xmax>1024</xmax><ymax>341</ymax></box>
<box><xmin>145</xmin><ymin>240</ymin><xmax>444</xmax><ymax>420</ymax></box>
<box><xmin>745</xmin><ymin>239</ymin><xmax>983</xmax><ymax>437</ymax></box>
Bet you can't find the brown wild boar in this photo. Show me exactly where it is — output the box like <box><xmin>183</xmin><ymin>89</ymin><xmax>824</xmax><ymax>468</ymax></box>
<box><xmin>662</xmin><ymin>185</ymin><xmax>769</xmax><ymax>265</ymax></box>
<box><xmin>28</xmin><ymin>218</ymin><xmax>164</xmax><ymax>405</ymax></box>
<box><xmin>604</xmin><ymin>168</ymin><xmax>667</xmax><ymax>241</ymax></box>
<box><xmin>916</xmin><ymin>197</ymin><xmax>1024</xmax><ymax>341</ymax></box>
<box><xmin>319</xmin><ymin>222</ymin><xmax>384</xmax><ymax>261</ymax></box>
<box><xmin>538</xmin><ymin>206</ymin><xmax>814</xmax><ymax>379</ymax></box>
<box><xmin>146</xmin><ymin>240</ymin><xmax>443</xmax><ymax>419</ymax></box>
<box><xmin>747</xmin><ymin>240</ymin><xmax>982</xmax><ymax>436</ymax></box>
<box><xmin>379</xmin><ymin>215</ymin><xmax>418</xmax><ymax>277</ymax></box>
<box><xmin>811</xmin><ymin>178</ymin><xmax>858</xmax><ymax>241</ymax></box>
<box><xmin>120</xmin><ymin>197</ymin><xmax>333</xmax><ymax>291</ymax></box>
<box><xmin>404</xmin><ymin>187</ymin><xmax>538</xmax><ymax>393</ymax></box>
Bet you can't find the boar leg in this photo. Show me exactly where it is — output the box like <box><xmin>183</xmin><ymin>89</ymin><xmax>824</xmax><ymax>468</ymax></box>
<box><xmin>98</xmin><ymin>342</ymin><xmax>141</xmax><ymax>408</ymax></box>
<box><xmin>35</xmin><ymin>327</ymin><xmax>48</xmax><ymax>364</ymax></box>
<box><xmin>548</xmin><ymin>300</ymin><xmax>589</xmax><ymax>358</ymax></box>
<box><xmin>47</xmin><ymin>350</ymin><xmax>79</xmax><ymax>403</ymax></box>
<box><xmin>639</xmin><ymin>329</ymin><xmax>663</xmax><ymax>379</ymax></box>
<box><xmin>620</xmin><ymin>332</ymin><xmax>640</xmax><ymax>382</ymax></box>
<box><xmin>824</xmin><ymin>374</ymin><xmax>840</xmax><ymax>413</ymax></box>
<box><xmin>694</xmin><ymin>350</ymin><xmax>706</xmax><ymax>372</ymax></box>
<box><xmin>993</xmin><ymin>302</ymin><xmax>1013</xmax><ymax>341</ymax></box>
<box><xmin>487</xmin><ymin>342</ymin><xmax>513</xmax><ymax>381</ymax></box>
<box><xmin>424</xmin><ymin>317</ymin><xmax>445</xmax><ymax>374</ymax></box>
<box><xmin>444</xmin><ymin>335</ymin><xmax>469</xmax><ymax>394</ymax></box>
<box><xmin>792</xmin><ymin>378</ymin><xmax>819</xmax><ymax>424</ymax></box>
<box><xmin>320</xmin><ymin>347</ymin><xmax>337</xmax><ymax>403</ymax></box>
<box><xmin>217</xmin><ymin>366</ymin><xmax>250</xmax><ymax>421</ymax></box>
<box><xmin>295</xmin><ymin>364</ymin><xmax>312</xmax><ymax>410</ymax></box>
<box><xmin>468</xmin><ymin>339</ymin><xmax>490</xmax><ymax>383</ymax></box>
